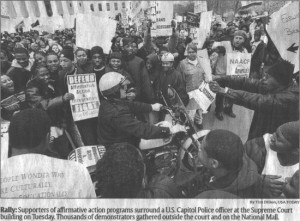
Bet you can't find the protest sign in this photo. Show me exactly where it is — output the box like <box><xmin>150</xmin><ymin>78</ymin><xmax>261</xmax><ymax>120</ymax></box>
<box><xmin>121</xmin><ymin>8</ymin><xmax>129</xmax><ymax>28</ymax></box>
<box><xmin>1</xmin><ymin>121</ymin><xmax>10</xmax><ymax>167</ymax></box>
<box><xmin>151</xmin><ymin>1</ymin><xmax>173</xmax><ymax>36</ymax></box>
<box><xmin>186</xmin><ymin>12</ymin><xmax>199</xmax><ymax>27</ymax></box>
<box><xmin>265</xmin><ymin>1</ymin><xmax>291</xmax><ymax>15</ymax></box>
<box><xmin>226</xmin><ymin>52</ymin><xmax>251</xmax><ymax>77</ymax></box>
<box><xmin>76</xmin><ymin>13</ymin><xmax>117</xmax><ymax>53</ymax></box>
<box><xmin>68</xmin><ymin>146</ymin><xmax>106</xmax><ymax>174</ymax></box>
<box><xmin>1</xmin><ymin>91</ymin><xmax>25</xmax><ymax>114</ymax></box>
<box><xmin>194</xmin><ymin>1</ymin><xmax>208</xmax><ymax>14</ymax></box>
<box><xmin>67</xmin><ymin>73</ymin><xmax>100</xmax><ymax>122</ymax></box>
<box><xmin>266</xmin><ymin>1</ymin><xmax>299</xmax><ymax>73</ymax></box>
<box><xmin>195</xmin><ymin>11</ymin><xmax>213</xmax><ymax>49</ymax></box>
<box><xmin>188</xmin><ymin>81</ymin><xmax>216</xmax><ymax>111</ymax></box>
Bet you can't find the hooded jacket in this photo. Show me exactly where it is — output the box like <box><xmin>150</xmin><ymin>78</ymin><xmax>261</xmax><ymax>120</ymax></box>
<box><xmin>7</xmin><ymin>59</ymin><xmax>33</xmax><ymax>93</ymax></box>
<box><xmin>217</xmin><ymin>76</ymin><xmax>299</xmax><ymax>140</ymax></box>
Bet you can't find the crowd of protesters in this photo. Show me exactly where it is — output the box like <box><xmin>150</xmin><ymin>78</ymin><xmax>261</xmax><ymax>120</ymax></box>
<box><xmin>1</xmin><ymin>13</ymin><xmax>299</xmax><ymax>199</ymax></box>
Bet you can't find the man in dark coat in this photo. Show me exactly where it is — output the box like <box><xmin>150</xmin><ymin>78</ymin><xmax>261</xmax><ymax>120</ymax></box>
<box><xmin>209</xmin><ymin>60</ymin><xmax>299</xmax><ymax>140</ymax></box>
<box><xmin>97</xmin><ymin>72</ymin><xmax>172</xmax><ymax>146</ymax></box>
<box><xmin>121</xmin><ymin>37</ymin><xmax>154</xmax><ymax>103</ymax></box>
<box><xmin>196</xmin><ymin>130</ymin><xmax>267</xmax><ymax>198</ymax></box>
<box><xmin>250</xmin><ymin>30</ymin><xmax>266</xmax><ymax>79</ymax></box>
<box><xmin>95</xmin><ymin>142</ymin><xmax>182</xmax><ymax>198</ymax></box>
<box><xmin>7</xmin><ymin>47</ymin><xmax>33</xmax><ymax>93</ymax></box>
<box><xmin>155</xmin><ymin>52</ymin><xmax>189</xmax><ymax>107</ymax></box>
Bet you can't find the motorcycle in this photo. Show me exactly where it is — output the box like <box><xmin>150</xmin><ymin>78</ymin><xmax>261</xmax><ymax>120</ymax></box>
<box><xmin>139</xmin><ymin>87</ymin><xmax>211</xmax><ymax>196</ymax></box>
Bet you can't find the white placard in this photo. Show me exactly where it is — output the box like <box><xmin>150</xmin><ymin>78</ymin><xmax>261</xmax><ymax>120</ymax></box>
<box><xmin>68</xmin><ymin>145</ymin><xmax>106</xmax><ymax>173</ymax></box>
<box><xmin>76</xmin><ymin>13</ymin><xmax>117</xmax><ymax>53</ymax></box>
<box><xmin>195</xmin><ymin>11</ymin><xmax>213</xmax><ymax>49</ymax></box>
<box><xmin>67</xmin><ymin>73</ymin><xmax>100</xmax><ymax>122</ymax></box>
<box><xmin>188</xmin><ymin>82</ymin><xmax>216</xmax><ymax>111</ymax></box>
<box><xmin>151</xmin><ymin>1</ymin><xmax>173</xmax><ymax>36</ymax></box>
<box><xmin>226</xmin><ymin>53</ymin><xmax>252</xmax><ymax>77</ymax></box>
<box><xmin>266</xmin><ymin>1</ymin><xmax>299</xmax><ymax>72</ymax></box>
<box><xmin>194</xmin><ymin>1</ymin><xmax>208</xmax><ymax>14</ymax></box>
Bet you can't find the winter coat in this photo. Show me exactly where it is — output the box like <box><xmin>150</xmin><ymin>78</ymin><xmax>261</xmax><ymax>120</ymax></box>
<box><xmin>123</xmin><ymin>55</ymin><xmax>154</xmax><ymax>103</ymax></box>
<box><xmin>245</xmin><ymin>136</ymin><xmax>299</xmax><ymax>175</ymax></box>
<box><xmin>146</xmin><ymin>54</ymin><xmax>161</xmax><ymax>95</ymax></box>
<box><xmin>97</xmin><ymin>99</ymin><xmax>170</xmax><ymax>146</ymax></box>
<box><xmin>1</xmin><ymin>60</ymin><xmax>11</xmax><ymax>74</ymax></box>
<box><xmin>217</xmin><ymin>76</ymin><xmax>299</xmax><ymax>140</ymax></box>
<box><xmin>7</xmin><ymin>59</ymin><xmax>33</xmax><ymax>92</ymax></box>
<box><xmin>201</xmin><ymin>155</ymin><xmax>265</xmax><ymax>198</ymax></box>
<box><xmin>155</xmin><ymin>68</ymin><xmax>189</xmax><ymax>106</ymax></box>
<box><xmin>250</xmin><ymin>40</ymin><xmax>266</xmax><ymax>73</ymax></box>
<box><xmin>138</xmin><ymin>174</ymin><xmax>183</xmax><ymax>198</ymax></box>
<box><xmin>177</xmin><ymin>58</ymin><xmax>209</xmax><ymax>93</ymax></box>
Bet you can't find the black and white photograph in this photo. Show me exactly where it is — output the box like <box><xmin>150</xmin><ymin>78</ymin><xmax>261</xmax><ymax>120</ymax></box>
<box><xmin>0</xmin><ymin>0</ymin><xmax>299</xmax><ymax>220</ymax></box>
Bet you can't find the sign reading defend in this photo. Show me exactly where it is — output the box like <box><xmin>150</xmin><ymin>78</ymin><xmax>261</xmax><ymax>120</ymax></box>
<box><xmin>67</xmin><ymin>73</ymin><xmax>100</xmax><ymax>121</ymax></box>
<box><xmin>226</xmin><ymin>53</ymin><xmax>251</xmax><ymax>77</ymax></box>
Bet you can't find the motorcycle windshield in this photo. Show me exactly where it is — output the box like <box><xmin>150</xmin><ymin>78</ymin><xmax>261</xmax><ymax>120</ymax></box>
<box><xmin>168</xmin><ymin>87</ymin><xmax>198</xmax><ymax>134</ymax></box>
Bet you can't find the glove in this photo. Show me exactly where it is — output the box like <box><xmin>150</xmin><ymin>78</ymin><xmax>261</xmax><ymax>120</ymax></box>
<box><xmin>151</xmin><ymin>103</ymin><xmax>163</xmax><ymax>111</ymax></box>
<box><xmin>63</xmin><ymin>93</ymin><xmax>74</xmax><ymax>102</ymax></box>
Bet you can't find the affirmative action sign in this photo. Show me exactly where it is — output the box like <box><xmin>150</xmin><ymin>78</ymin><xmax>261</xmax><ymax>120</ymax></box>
<box><xmin>67</xmin><ymin>73</ymin><xmax>100</xmax><ymax>122</ymax></box>
<box><xmin>226</xmin><ymin>53</ymin><xmax>251</xmax><ymax>77</ymax></box>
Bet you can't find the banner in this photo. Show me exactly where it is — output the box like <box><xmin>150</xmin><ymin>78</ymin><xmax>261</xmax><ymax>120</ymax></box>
<box><xmin>67</xmin><ymin>73</ymin><xmax>100</xmax><ymax>122</ymax></box>
<box><xmin>151</xmin><ymin>1</ymin><xmax>173</xmax><ymax>37</ymax></box>
<box><xmin>195</xmin><ymin>11</ymin><xmax>213</xmax><ymax>49</ymax></box>
<box><xmin>194</xmin><ymin>1</ymin><xmax>208</xmax><ymax>14</ymax></box>
<box><xmin>226</xmin><ymin>53</ymin><xmax>251</xmax><ymax>77</ymax></box>
<box><xmin>266</xmin><ymin>1</ymin><xmax>299</xmax><ymax>73</ymax></box>
<box><xmin>188</xmin><ymin>81</ymin><xmax>216</xmax><ymax>111</ymax></box>
<box><xmin>76</xmin><ymin>13</ymin><xmax>117</xmax><ymax>53</ymax></box>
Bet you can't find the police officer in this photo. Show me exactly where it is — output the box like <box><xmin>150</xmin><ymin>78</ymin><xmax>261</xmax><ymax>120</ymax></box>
<box><xmin>97</xmin><ymin>72</ymin><xmax>172</xmax><ymax>147</ymax></box>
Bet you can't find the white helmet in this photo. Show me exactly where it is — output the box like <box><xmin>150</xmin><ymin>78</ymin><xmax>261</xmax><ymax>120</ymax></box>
<box><xmin>99</xmin><ymin>72</ymin><xmax>126</xmax><ymax>97</ymax></box>
<box><xmin>161</xmin><ymin>52</ymin><xmax>174</xmax><ymax>62</ymax></box>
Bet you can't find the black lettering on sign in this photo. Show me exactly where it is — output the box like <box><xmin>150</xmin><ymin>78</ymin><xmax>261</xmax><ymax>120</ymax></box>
<box><xmin>281</xmin><ymin>12</ymin><xmax>299</xmax><ymax>23</ymax></box>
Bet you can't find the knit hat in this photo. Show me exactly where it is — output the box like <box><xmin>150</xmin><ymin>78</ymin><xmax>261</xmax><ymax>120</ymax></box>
<box><xmin>122</xmin><ymin>37</ymin><xmax>134</xmax><ymax>46</ymax></box>
<box><xmin>278</xmin><ymin>121</ymin><xmax>299</xmax><ymax>148</ymax></box>
<box><xmin>205</xmin><ymin>130</ymin><xmax>244</xmax><ymax>170</ymax></box>
<box><xmin>267</xmin><ymin>60</ymin><xmax>294</xmax><ymax>86</ymax></box>
<box><xmin>90</xmin><ymin>46</ymin><xmax>104</xmax><ymax>57</ymax></box>
<box><xmin>14</xmin><ymin>47</ymin><xmax>29</xmax><ymax>56</ymax></box>
<box><xmin>109</xmin><ymin>51</ymin><xmax>122</xmax><ymax>60</ymax></box>
<box><xmin>60</xmin><ymin>46</ymin><xmax>74</xmax><ymax>61</ymax></box>
<box><xmin>233</xmin><ymin>30</ymin><xmax>247</xmax><ymax>40</ymax></box>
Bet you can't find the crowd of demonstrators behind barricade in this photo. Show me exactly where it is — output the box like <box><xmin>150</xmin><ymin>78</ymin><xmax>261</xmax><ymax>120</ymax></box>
<box><xmin>0</xmin><ymin>12</ymin><xmax>299</xmax><ymax>199</ymax></box>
